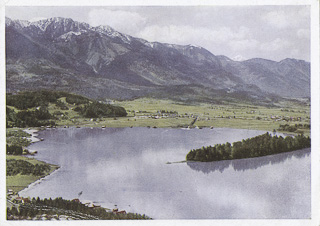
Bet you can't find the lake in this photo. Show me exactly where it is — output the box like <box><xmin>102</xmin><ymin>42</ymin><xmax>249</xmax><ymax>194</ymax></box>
<box><xmin>19</xmin><ymin>127</ymin><xmax>311</xmax><ymax>219</ymax></box>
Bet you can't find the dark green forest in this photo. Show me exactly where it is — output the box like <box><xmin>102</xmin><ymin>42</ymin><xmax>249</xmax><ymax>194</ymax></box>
<box><xmin>186</xmin><ymin>133</ymin><xmax>311</xmax><ymax>162</ymax></box>
<box><xmin>7</xmin><ymin>197</ymin><xmax>150</xmax><ymax>220</ymax></box>
<box><xmin>74</xmin><ymin>101</ymin><xmax>127</xmax><ymax>118</ymax></box>
<box><xmin>6</xmin><ymin>145</ymin><xmax>23</xmax><ymax>155</ymax></box>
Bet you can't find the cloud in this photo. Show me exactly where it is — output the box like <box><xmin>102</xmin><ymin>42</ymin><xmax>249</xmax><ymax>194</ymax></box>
<box><xmin>138</xmin><ymin>25</ymin><xmax>253</xmax><ymax>47</ymax></box>
<box><xmin>229</xmin><ymin>39</ymin><xmax>259</xmax><ymax>52</ymax></box>
<box><xmin>262</xmin><ymin>10</ymin><xmax>290</xmax><ymax>29</ymax></box>
<box><xmin>29</xmin><ymin>17</ymin><xmax>47</xmax><ymax>22</ymax></box>
<box><xmin>259</xmin><ymin>38</ymin><xmax>292</xmax><ymax>52</ymax></box>
<box><xmin>261</xmin><ymin>7</ymin><xmax>310</xmax><ymax>29</ymax></box>
<box><xmin>137</xmin><ymin>24</ymin><xmax>262</xmax><ymax>60</ymax></box>
<box><xmin>232</xmin><ymin>55</ymin><xmax>247</xmax><ymax>61</ymax></box>
<box><xmin>297</xmin><ymin>29</ymin><xmax>310</xmax><ymax>39</ymax></box>
<box><xmin>138</xmin><ymin>25</ymin><xmax>206</xmax><ymax>45</ymax></box>
<box><xmin>88</xmin><ymin>9</ymin><xmax>147</xmax><ymax>35</ymax></box>
<box><xmin>290</xmin><ymin>49</ymin><xmax>300</xmax><ymax>57</ymax></box>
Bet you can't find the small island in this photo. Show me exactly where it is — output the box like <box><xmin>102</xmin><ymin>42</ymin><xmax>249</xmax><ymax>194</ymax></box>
<box><xmin>186</xmin><ymin>133</ymin><xmax>311</xmax><ymax>162</ymax></box>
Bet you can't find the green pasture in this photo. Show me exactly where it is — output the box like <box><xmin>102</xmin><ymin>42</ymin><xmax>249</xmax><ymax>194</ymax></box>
<box><xmin>6</xmin><ymin>155</ymin><xmax>59</xmax><ymax>193</ymax></box>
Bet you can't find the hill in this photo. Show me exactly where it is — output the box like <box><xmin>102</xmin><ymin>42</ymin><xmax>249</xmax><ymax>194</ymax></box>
<box><xmin>6</xmin><ymin>90</ymin><xmax>127</xmax><ymax>128</ymax></box>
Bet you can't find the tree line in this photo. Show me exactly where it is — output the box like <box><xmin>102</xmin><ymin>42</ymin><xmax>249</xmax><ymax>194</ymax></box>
<box><xmin>186</xmin><ymin>133</ymin><xmax>311</xmax><ymax>162</ymax></box>
<box><xmin>8</xmin><ymin>197</ymin><xmax>150</xmax><ymax>220</ymax></box>
<box><xmin>278</xmin><ymin>123</ymin><xmax>310</xmax><ymax>132</ymax></box>
<box><xmin>7</xmin><ymin>106</ymin><xmax>56</xmax><ymax>128</ymax></box>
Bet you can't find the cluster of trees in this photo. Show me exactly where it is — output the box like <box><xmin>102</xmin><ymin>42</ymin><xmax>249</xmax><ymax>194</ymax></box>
<box><xmin>159</xmin><ymin>110</ymin><xmax>178</xmax><ymax>114</ymax></box>
<box><xmin>65</xmin><ymin>94</ymin><xmax>89</xmax><ymax>105</ymax></box>
<box><xmin>7</xmin><ymin>91</ymin><xmax>53</xmax><ymax>110</ymax></box>
<box><xmin>6</xmin><ymin>130</ymin><xmax>31</xmax><ymax>138</ymax></box>
<box><xmin>74</xmin><ymin>102</ymin><xmax>127</xmax><ymax>118</ymax></box>
<box><xmin>6</xmin><ymin>145</ymin><xmax>23</xmax><ymax>155</ymax></box>
<box><xmin>6</xmin><ymin>159</ymin><xmax>51</xmax><ymax>176</ymax></box>
<box><xmin>186</xmin><ymin>133</ymin><xmax>311</xmax><ymax>162</ymax></box>
<box><xmin>7</xmin><ymin>129</ymin><xmax>32</xmax><ymax>152</ymax></box>
<box><xmin>7</xmin><ymin>197</ymin><xmax>150</xmax><ymax>220</ymax></box>
<box><xmin>278</xmin><ymin>124</ymin><xmax>310</xmax><ymax>132</ymax></box>
<box><xmin>55</xmin><ymin>100</ymin><xmax>69</xmax><ymax>110</ymax></box>
<box><xmin>6</xmin><ymin>106</ymin><xmax>56</xmax><ymax>128</ymax></box>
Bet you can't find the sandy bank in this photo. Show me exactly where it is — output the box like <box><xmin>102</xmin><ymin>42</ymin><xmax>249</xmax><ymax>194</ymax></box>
<box><xmin>24</xmin><ymin>129</ymin><xmax>41</xmax><ymax>143</ymax></box>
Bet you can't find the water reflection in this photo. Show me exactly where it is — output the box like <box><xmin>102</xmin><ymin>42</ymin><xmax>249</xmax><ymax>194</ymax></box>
<box><xmin>187</xmin><ymin>148</ymin><xmax>310</xmax><ymax>174</ymax></box>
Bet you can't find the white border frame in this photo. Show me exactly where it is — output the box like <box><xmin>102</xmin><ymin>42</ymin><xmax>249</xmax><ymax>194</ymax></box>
<box><xmin>0</xmin><ymin>1</ymin><xmax>319</xmax><ymax>226</ymax></box>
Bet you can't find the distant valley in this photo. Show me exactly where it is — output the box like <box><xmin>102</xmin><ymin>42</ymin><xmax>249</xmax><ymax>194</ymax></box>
<box><xmin>5</xmin><ymin>17</ymin><xmax>310</xmax><ymax>104</ymax></box>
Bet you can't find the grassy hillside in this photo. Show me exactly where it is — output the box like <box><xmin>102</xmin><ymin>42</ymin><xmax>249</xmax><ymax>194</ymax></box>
<box><xmin>6</xmin><ymin>91</ymin><xmax>127</xmax><ymax>128</ymax></box>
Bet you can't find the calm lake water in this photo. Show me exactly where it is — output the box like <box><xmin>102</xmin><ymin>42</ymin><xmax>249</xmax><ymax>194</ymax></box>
<box><xmin>20</xmin><ymin>127</ymin><xmax>311</xmax><ymax>219</ymax></box>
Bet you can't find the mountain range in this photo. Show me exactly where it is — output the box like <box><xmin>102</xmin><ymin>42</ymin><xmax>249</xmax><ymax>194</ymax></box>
<box><xmin>5</xmin><ymin>17</ymin><xmax>310</xmax><ymax>104</ymax></box>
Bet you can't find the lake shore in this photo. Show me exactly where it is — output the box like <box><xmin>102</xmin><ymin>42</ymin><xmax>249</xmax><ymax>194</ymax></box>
<box><xmin>6</xmin><ymin>155</ymin><xmax>60</xmax><ymax>194</ymax></box>
<box><xmin>6</xmin><ymin>128</ymin><xmax>60</xmax><ymax>194</ymax></box>
<box><xmin>24</xmin><ymin>128</ymin><xmax>41</xmax><ymax>143</ymax></box>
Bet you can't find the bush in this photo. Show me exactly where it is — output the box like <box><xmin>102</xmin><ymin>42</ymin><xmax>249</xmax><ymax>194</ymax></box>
<box><xmin>6</xmin><ymin>145</ymin><xmax>23</xmax><ymax>155</ymax></box>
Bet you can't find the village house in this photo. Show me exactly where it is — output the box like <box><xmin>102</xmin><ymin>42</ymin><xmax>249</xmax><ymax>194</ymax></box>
<box><xmin>112</xmin><ymin>208</ymin><xmax>126</xmax><ymax>215</ymax></box>
<box><xmin>14</xmin><ymin>196</ymin><xmax>30</xmax><ymax>204</ymax></box>
<box><xmin>7</xmin><ymin>189</ymin><xmax>13</xmax><ymax>196</ymax></box>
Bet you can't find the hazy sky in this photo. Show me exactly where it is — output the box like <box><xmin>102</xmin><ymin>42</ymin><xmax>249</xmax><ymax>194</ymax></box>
<box><xmin>6</xmin><ymin>6</ymin><xmax>310</xmax><ymax>62</ymax></box>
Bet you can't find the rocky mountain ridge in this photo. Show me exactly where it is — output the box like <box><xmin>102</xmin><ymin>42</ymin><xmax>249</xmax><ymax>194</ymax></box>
<box><xmin>5</xmin><ymin>17</ymin><xmax>310</xmax><ymax>103</ymax></box>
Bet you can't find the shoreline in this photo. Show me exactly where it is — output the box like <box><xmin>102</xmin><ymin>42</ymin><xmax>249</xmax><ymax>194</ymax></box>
<box><xmin>6</xmin><ymin>128</ymin><xmax>60</xmax><ymax>195</ymax></box>
<box><xmin>17</xmin><ymin>163</ymin><xmax>60</xmax><ymax>197</ymax></box>
<box><xmin>24</xmin><ymin>128</ymin><xmax>41</xmax><ymax>143</ymax></box>
<box><xmin>30</xmin><ymin>124</ymin><xmax>307</xmax><ymax>136</ymax></box>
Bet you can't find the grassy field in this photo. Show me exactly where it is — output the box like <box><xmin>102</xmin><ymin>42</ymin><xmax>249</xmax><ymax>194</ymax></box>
<box><xmin>6</xmin><ymin>155</ymin><xmax>59</xmax><ymax>194</ymax></box>
<box><xmin>116</xmin><ymin>98</ymin><xmax>310</xmax><ymax>135</ymax></box>
<box><xmin>34</xmin><ymin>97</ymin><xmax>310</xmax><ymax>136</ymax></box>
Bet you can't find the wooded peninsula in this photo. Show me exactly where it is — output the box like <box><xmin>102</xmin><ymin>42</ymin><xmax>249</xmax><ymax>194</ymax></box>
<box><xmin>186</xmin><ymin>133</ymin><xmax>311</xmax><ymax>162</ymax></box>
